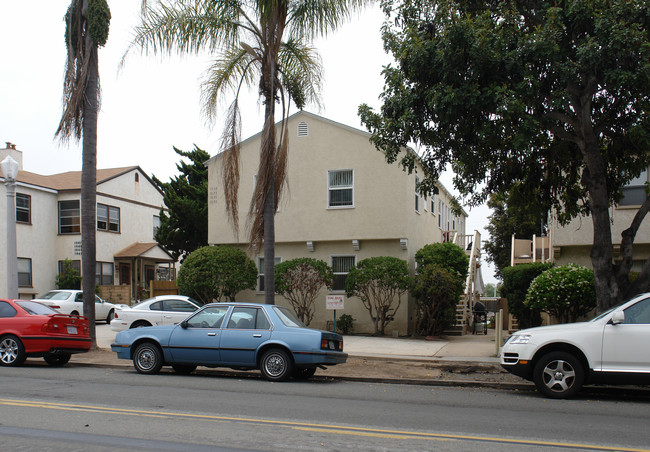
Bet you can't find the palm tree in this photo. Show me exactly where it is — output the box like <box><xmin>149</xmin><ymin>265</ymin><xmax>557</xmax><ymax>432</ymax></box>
<box><xmin>55</xmin><ymin>0</ymin><xmax>111</xmax><ymax>344</ymax></box>
<box><xmin>127</xmin><ymin>0</ymin><xmax>368</xmax><ymax>304</ymax></box>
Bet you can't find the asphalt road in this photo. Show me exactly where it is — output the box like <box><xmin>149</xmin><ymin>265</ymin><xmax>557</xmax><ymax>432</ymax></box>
<box><xmin>1</xmin><ymin>363</ymin><xmax>649</xmax><ymax>451</ymax></box>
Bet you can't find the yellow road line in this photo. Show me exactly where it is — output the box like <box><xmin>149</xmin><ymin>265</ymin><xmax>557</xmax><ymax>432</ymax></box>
<box><xmin>0</xmin><ymin>398</ymin><xmax>647</xmax><ymax>452</ymax></box>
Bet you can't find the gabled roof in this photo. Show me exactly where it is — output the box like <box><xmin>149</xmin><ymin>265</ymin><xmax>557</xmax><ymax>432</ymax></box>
<box><xmin>1</xmin><ymin>166</ymin><xmax>161</xmax><ymax>194</ymax></box>
<box><xmin>204</xmin><ymin>111</ymin><xmax>371</xmax><ymax>166</ymax></box>
<box><xmin>114</xmin><ymin>242</ymin><xmax>174</xmax><ymax>262</ymax></box>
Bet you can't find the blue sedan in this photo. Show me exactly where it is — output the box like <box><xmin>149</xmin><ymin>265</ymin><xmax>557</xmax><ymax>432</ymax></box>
<box><xmin>111</xmin><ymin>302</ymin><xmax>347</xmax><ymax>381</ymax></box>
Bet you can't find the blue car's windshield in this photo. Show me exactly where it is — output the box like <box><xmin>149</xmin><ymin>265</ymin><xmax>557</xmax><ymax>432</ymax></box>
<box><xmin>273</xmin><ymin>306</ymin><xmax>306</xmax><ymax>328</ymax></box>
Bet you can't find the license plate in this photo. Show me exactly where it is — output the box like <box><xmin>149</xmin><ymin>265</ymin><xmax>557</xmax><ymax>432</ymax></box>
<box><xmin>67</xmin><ymin>326</ymin><xmax>77</xmax><ymax>334</ymax></box>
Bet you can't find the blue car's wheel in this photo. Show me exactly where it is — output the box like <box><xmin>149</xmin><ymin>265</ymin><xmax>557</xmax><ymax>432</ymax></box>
<box><xmin>260</xmin><ymin>348</ymin><xmax>292</xmax><ymax>382</ymax></box>
<box><xmin>133</xmin><ymin>342</ymin><xmax>163</xmax><ymax>375</ymax></box>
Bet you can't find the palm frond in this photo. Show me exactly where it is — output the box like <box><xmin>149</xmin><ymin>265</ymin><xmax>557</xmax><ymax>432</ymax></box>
<box><xmin>220</xmin><ymin>100</ymin><xmax>242</xmax><ymax>236</ymax></box>
<box><xmin>122</xmin><ymin>0</ymin><xmax>247</xmax><ymax>66</ymax></box>
<box><xmin>278</xmin><ymin>38</ymin><xmax>324</xmax><ymax>110</ymax></box>
<box><xmin>287</xmin><ymin>0</ymin><xmax>370</xmax><ymax>40</ymax></box>
<box><xmin>201</xmin><ymin>46</ymin><xmax>259</xmax><ymax>123</ymax></box>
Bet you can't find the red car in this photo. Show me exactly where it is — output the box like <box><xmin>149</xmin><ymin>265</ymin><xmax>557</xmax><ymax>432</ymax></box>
<box><xmin>0</xmin><ymin>298</ymin><xmax>91</xmax><ymax>367</ymax></box>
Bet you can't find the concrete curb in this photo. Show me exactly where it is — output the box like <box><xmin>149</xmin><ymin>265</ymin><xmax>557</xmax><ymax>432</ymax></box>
<box><xmin>69</xmin><ymin>353</ymin><xmax>533</xmax><ymax>390</ymax></box>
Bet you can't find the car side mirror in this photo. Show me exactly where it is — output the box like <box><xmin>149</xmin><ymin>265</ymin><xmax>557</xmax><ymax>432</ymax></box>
<box><xmin>610</xmin><ymin>311</ymin><xmax>625</xmax><ymax>325</ymax></box>
<box><xmin>180</xmin><ymin>320</ymin><xmax>188</xmax><ymax>329</ymax></box>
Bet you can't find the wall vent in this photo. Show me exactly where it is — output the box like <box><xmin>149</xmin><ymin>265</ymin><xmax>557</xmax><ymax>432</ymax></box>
<box><xmin>297</xmin><ymin>121</ymin><xmax>308</xmax><ymax>137</ymax></box>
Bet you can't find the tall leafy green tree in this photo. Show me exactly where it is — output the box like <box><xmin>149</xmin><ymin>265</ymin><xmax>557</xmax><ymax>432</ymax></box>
<box><xmin>360</xmin><ymin>0</ymin><xmax>650</xmax><ymax>312</ymax></box>
<box><xmin>153</xmin><ymin>145</ymin><xmax>209</xmax><ymax>262</ymax></box>
<box><xmin>55</xmin><ymin>0</ymin><xmax>110</xmax><ymax>344</ymax></box>
<box><xmin>125</xmin><ymin>0</ymin><xmax>368</xmax><ymax>304</ymax></box>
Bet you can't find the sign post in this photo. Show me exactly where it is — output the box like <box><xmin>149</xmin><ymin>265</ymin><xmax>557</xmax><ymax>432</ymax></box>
<box><xmin>326</xmin><ymin>295</ymin><xmax>345</xmax><ymax>333</ymax></box>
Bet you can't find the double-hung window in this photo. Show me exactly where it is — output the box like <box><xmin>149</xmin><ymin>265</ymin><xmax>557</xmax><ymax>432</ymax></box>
<box><xmin>18</xmin><ymin>258</ymin><xmax>32</xmax><ymax>287</ymax></box>
<box><xmin>16</xmin><ymin>193</ymin><xmax>31</xmax><ymax>223</ymax></box>
<box><xmin>331</xmin><ymin>255</ymin><xmax>355</xmax><ymax>292</ymax></box>
<box><xmin>97</xmin><ymin>203</ymin><xmax>120</xmax><ymax>232</ymax></box>
<box><xmin>58</xmin><ymin>200</ymin><xmax>80</xmax><ymax>234</ymax></box>
<box><xmin>328</xmin><ymin>170</ymin><xmax>353</xmax><ymax>208</ymax></box>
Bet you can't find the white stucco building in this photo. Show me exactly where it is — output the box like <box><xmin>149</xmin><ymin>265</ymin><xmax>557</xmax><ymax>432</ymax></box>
<box><xmin>0</xmin><ymin>142</ymin><xmax>175</xmax><ymax>301</ymax></box>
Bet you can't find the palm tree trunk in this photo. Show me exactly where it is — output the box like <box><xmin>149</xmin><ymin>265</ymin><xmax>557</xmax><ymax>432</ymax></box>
<box><xmin>82</xmin><ymin>47</ymin><xmax>98</xmax><ymax>344</ymax></box>
<box><xmin>263</xmin><ymin>103</ymin><xmax>276</xmax><ymax>305</ymax></box>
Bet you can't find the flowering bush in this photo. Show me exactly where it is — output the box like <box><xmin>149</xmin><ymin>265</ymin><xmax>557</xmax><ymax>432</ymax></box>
<box><xmin>525</xmin><ymin>264</ymin><xmax>596</xmax><ymax>323</ymax></box>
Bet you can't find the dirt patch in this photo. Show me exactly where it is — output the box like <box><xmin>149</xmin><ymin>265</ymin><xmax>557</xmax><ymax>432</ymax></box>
<box><xmin>317</xmin><ymin>357</ymin><xmax>524</xmax><ymax>384</ymax></box>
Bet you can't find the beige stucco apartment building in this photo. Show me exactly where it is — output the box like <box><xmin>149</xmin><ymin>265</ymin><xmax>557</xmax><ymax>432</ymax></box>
<box><xmin>206</xmin><ymin>112</ymin><xmax>468</xmax><ymax>335</ymax></box>
<box><xmin>0</xmin><ymin>142</ymin><xmax>175</xmax><ymax>302</ymax></box>
<box><xmin>549</xmin><ymin>167</ymin><xmax>650</xmax><ymax>272</ymax></box>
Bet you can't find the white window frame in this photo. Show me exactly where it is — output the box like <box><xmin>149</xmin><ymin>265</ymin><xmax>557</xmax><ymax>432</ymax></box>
<box><xmin>327</xmin><ymin>169</ymin><xmax>354</xmax><ymax>209</ymax></box>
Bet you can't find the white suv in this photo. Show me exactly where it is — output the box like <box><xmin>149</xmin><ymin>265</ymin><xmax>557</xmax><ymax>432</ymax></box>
<box><xmin>500</xmin><ymin>292</ymin><xmax>650</xmax><ymax>398</ymax></box>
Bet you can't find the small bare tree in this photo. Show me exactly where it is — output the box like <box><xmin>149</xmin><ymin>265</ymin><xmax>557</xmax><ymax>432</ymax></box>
<box><xmin>275</xmin><ymin>258</ymin><xmax>333</xmax><ymax>326</ymax></box>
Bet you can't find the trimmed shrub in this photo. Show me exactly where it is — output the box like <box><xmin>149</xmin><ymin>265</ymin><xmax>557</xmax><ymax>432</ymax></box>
<box><xmin>411</xmin><ymin>264</ymin><xmax>464</xmax><ymax>336</ymax></box>
<box><xmin>177</xmin><ymin>246</ymin><xmax>257</xmax><ymax>304</ymax></box>
<box><xmin>415</xmin><ymin>242</ymin><xmax>469</xmax><ymax>282</ymax></box>
<box><xmin>501</xmin><ymin>262</ymin><xmax>553</xmax><ymax>329</ymax></box>
<box><xmin>525</xmin><ymin>264</ymin><xmax>596</xmax><ymax>324</ymax></box>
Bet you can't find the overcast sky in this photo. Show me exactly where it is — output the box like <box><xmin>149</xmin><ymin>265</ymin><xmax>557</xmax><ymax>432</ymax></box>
<box><xmin>0</xmin><ymin>1</ymin><xmax>497</xmax><ymax>285</ymax></box>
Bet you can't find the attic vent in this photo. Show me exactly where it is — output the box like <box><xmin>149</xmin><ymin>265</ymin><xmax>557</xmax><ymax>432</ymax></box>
<box><xmin>297</xmin><ymin>121</ymin><xmax>308</xmax><ymax>137</ymax></box>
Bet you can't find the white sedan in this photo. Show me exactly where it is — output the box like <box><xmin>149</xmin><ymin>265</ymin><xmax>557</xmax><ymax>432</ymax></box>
<box><xmin>110</xmin><ymin>295</ymin><xmax>201</xmax><ymax>332</ymax></box>
<box><xmin>32</xmin><ymin>290</ymin><xmax>117</xmax><ymax>323</ymax></box>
